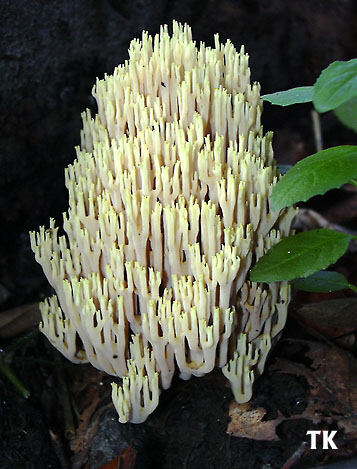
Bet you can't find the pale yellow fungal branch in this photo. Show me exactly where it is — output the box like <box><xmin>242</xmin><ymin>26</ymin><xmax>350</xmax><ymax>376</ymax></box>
<box><xmin>222</xmin><ymin>333</ymin><xmax>258</xmax><ymax>403</ymax></box>
<box><xmin>30</xmin><ymin>21</ymin><xmax>296</xmax><ymax>423</ymax></box>
<box><xmin>112</xmin><ymin>342</ymin><xmax>160</xmax><ymax>424</ymax></box>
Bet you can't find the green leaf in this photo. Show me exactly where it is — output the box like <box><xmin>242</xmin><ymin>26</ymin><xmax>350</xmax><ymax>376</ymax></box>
<box><xmin>271</xmin><ymin>145</ymin><xmax>357</xmax><ymax>211</ymax></box>
<box><xmin>292</xmin><ymin>270</ymin><xmax>351</xmax><ymax>293</ymax></box>
<box><xmin>334</xmin><ymin>96</ymin><xmax>357</xmax><ymax>132</ymax></box>
<box><xmin>262</xmin><ymin>86</ymin><xmax>314</xmax><ymax>106</ymax></box>
<box><xmin>313</xmin><ymin>59</ymin><xmax>357</xmax><ymax>113</ymax></box>
<box><xmin>250</xmin><ymin>229</ymin><xmax>351</xmax><ymax>283</ymax></box>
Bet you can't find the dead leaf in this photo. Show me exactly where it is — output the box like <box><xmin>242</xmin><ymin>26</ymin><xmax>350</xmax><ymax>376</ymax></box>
<box><xmin>227</xmin><ymin>402</ymin><xmax>282</xmax><ymax>440</ymax></box>
<box><xmin>0</xmin><ymin>302</ymin><xmax>40</xmax><ymax>338</ymax></box>
<box><xmin>272</xmin><ymin>340</ymin><xmax>357</xmax><ymax>439</ymax></box>
<box><xmin>99</xmin><ymin>446</ymin><xmax>137</xmax><ymax>469</ymax></box>
<box><xmin>295</xmin><ymin>298</ymin><xmax>357</xmax><ymax>339</ymax></box>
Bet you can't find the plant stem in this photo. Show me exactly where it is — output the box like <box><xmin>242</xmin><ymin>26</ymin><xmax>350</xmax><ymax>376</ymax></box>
<box><xmin>348</xmin><ymin>283</ymin><xmax>357</xmax><ymax>294</ymax></box>
<box><xmin>311</xmin><ymin>109</ymin><xmax>323</xmax><ymax>152</ymax></box>
<box><xmin>0</xmin><ymin>357</ymin><xmax>30</xmax><ymax>398</ymax></box>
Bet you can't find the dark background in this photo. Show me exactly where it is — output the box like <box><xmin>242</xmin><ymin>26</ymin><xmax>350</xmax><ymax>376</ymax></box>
<box><xmin>1</xmin><ymin>2</ymin><xmax>357</xmax><ymax>468</ymax></box>
<box><xmin>1</xmin><ymin>0</ymin><xmax>357</xmax><ymax>311</ymax></box>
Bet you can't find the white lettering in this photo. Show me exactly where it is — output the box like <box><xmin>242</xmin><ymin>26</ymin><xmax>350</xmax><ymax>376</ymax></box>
<box><xmin>306</xmin><ymin>430</ymin><xmax>338</xmax><ymax>449</ymax></box>
<box><xmin>306</xmin><ymin>430</ymin><xmax>321</xmax><ymax>449</ymax></box>
<box><xmin>322</xmin><ymin>430</ymin><xmax>338</xmax><ymax>450</ymax></box>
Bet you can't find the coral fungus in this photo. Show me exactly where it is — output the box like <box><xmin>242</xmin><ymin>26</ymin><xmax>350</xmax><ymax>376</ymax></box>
<box><xmin>30</xmin><ymin>21</ymin><xmax>296</xmax><ymax>423</ymax></box>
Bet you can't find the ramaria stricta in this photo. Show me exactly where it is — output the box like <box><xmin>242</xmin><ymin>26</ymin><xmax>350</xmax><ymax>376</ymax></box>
<box><xmin>30</xmin><ymin>21</ymin><xmax>297</xmax><ymax>423</ymax></box>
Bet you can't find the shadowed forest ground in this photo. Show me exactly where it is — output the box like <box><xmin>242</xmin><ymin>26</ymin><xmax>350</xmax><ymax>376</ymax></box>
<box><xmin>1</xmin><ymin>1</ymin><xmax>357</xmax><ymax>468</ymax></box>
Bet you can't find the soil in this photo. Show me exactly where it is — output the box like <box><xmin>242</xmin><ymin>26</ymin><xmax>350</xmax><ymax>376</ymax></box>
<box><xmin>1</xmin><ymin>1</ymin><xmax>357</xmax><ymax>468</ymax></box>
